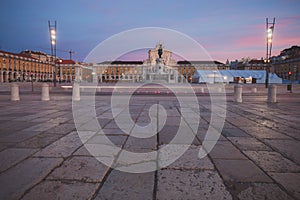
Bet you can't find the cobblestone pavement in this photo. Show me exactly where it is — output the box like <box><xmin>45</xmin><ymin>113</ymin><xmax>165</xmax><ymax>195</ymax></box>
<box><xmin>0</xmin><ymin>84</ymin><xmax>299</xmax><ymax>200</ymax></box>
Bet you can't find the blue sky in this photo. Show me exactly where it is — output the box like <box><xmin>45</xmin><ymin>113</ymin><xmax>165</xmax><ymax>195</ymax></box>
<box><xmin>0</xmin><ymin>0</ymin><xmax>299</xmax><ymax>62</ymax></box>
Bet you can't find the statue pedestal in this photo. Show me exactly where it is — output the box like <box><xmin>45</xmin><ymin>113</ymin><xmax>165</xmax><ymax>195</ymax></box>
<box><xmin>144</xmin><ymin>58</ymin><xmax>171</xmax><ymax>83</ymax></box>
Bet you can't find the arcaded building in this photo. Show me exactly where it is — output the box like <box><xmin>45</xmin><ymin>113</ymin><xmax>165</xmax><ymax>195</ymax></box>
<box><xmin>0</xmin><ymin>50</ymin><xmax>53</xmax><ymax>82</ymax></box>
<box><xmin>0</xmin><ymin>50</ymin><xmax>83</xmax><ymax>83</ymax></box>
<box><xmin>78</xmin><ymin>44</ymin><xmax>229</xmax><ymax>83</ymax></box>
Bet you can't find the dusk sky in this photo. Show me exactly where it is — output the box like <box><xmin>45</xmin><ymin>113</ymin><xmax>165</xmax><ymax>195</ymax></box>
<box><xmin>0</xmin><ymin>0</ymin><xmax>299</xmax><ymax>63</ymax></box>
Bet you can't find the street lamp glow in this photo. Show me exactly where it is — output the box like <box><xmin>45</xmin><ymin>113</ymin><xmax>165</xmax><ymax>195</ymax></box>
<box><xmin>267</xmin><ymin>32</ymin><xmax>272</xmax><ymax>38</ymax></box>
<box><xmin>50</xmin><ymin>29</ymin><xmax>56</xmax><ymax>35</ymax></box>
<box><xmin>51</xmin><ymin>34</ymin><xmax>56</xmax><ymax>40</ymax></box>
<box><xmin>268</xmin><ymin>38</ymin><xmax>272</xmax><ymax>43</ymax></box>
<box><xmin>51</xmin><ymin>40</ymin><xmax>56</xmax><ymax>45</ymax></box>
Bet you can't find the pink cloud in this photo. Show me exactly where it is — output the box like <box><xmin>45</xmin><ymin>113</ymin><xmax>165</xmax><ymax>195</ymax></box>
<box><xmin>233</xmin><ymin>35</ymin><xmax>264</xmax><ymax>48</ymax></box>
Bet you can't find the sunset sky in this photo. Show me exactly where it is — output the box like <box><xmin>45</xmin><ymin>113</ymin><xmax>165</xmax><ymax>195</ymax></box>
<box><xmin>0</xmin><ymin>0</ymin><xmax>299</xmax><ymax>63</ymax></box>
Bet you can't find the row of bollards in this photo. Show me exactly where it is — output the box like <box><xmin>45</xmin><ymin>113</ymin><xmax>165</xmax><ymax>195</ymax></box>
<box><xmin>11</xmin><ymin>83</ymin><xmax>51</xmax><ymax>101</ymax></box>
<box><xmin>10</xmin><ymin>83</ymin><xmax>81</xmax><ymax>102</ymax></box>
<box><xmin>234</xmin><ymin>85</ymin><xmax>277</xmax><ymax>103</ymax></box>
<box><xmin>10</xmin><ymin>83</ymin><xmax>277</xmax><ymax>103</ymax></box>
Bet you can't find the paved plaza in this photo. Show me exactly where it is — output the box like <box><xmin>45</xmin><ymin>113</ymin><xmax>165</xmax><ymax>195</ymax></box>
<box><xmin>0</xmin><ymin>83</ymin><xmax>299</xmax><ymax>199</ymax></box>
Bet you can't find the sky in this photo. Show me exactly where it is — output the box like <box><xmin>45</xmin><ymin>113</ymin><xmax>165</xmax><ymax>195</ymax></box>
<box><xmin>0</xmin><ymin>0</ymin><xmax>299</xmax><ymax>63</ymax></box>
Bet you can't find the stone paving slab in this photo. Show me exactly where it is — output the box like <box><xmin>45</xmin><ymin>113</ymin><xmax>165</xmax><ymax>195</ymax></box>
<box><xmin>263</xmin><ymin>139</ymin><xmax>300</xmax><ymax>165</ymax></box>
<box><xmin>21</xmin><ymin>180</ymin><xmax>99</xmax><ymax>200</ymax></box>
<box><xmin>234</xmin><ymin>183</ymin><xmax>293</xmax><ymax>200</ymax></box>
<box><xmin>162</xmin><ymin>145</ymin><xmax>214</xmax><ymax>170</ymax></box>
<box><xmin>15</xmin><ymin>133</ymin><xmax>64</xmax><ymax>148</ymax></box>
<box><xmin>0</xmin><ymin>157</ymin><xmax>63</xmax><ymax>200</ymax></box>
<box><xmin>274</xmin><ymin>126</ymin><xmax>300</xmax><ymax>140</ymax></box>
<box><xmin>269</xmin><ymin>173</ymin><xmax>300</xmax><ymax>199</ymax></box>
<box><xmin>239</xmin><ymin>126</ymin><xmax>293</xmax><ymax>140</ymax></box>
<box><xmin>22</xmin><ymin>122</ymin><xmax>60</xmax><ymax>132</ymax></box>
<box><xmin>33</xmin><ymin>132</ymin><xmax>83</xmax><ymax>158</ymax></box>
<box><xmin>86</xmin><ymin>134</ymin><xmax>128</xmax><ymax>147</ymax></box>
<box><xmin>47</xmin><ymin>156</ymin><xmax>110</xmax><ymax>183</ymax></box>
<box><xmin>0</xmin><ymin>142</ymin><xmax>14</xmax><ymax>151</ymax></box>
<box><xmin>0</xmin><ymin>148</ymin><xmax>38</xmax><ymax>172</ymax></box>
<box><xmin>208</xmin><ymin>141</ymin><xmax>248</xmax><ymax>160</ymax></box>
<box><xmin>156</xmin><ymin>169</ymin><xmax>232</xmax><ymax>200</ymax></box>
<box><xmin>73</xmin><ymin>145</ymin><xmax>94</xmax><ymax>156</ymax></box>
<box><xmin>243</xmin><ymin>151</ymin><xmax>300</xmax><ymax>173</ymax></box>
<box><xmin>43</xmin><ymin>123</ymin><xmax>76</xmax><ymax>135</ymax></box>
<box><xmin>196</xmin><ymin>127</ymin><xmax>228</xmax><ymax>141</ymax></box>
<box><xmin>0</xmin><ymin>130</ymin><xmax>41</xmax><ymax>143</ymax></box>
<box><xmin>221</xmin><ymin>128</ymin><xmax>250</xmax><ymax>137</ymax></box>
<box><xmin>95</xmin><ymin>170</ymin><xmax>155</xmax><ymax>200</ymax></box>
<box><xmin>159</xmin><ymin>126</ymin><xmax>201</xmax><ymax>145</ymax></box>
<box><xmin>213</xmin><ymin>159</ymin><xmax>273</xmax><ymax>183</ymax></box>
<box><xmin>227</xmin><ymin>137</ymin><xmax>272</xmax><ymax>151</ymax></box>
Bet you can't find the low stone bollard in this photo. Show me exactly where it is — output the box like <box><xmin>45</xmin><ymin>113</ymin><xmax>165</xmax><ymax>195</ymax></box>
<box><xmin>200</xmin><ymin>87</ymin><xmax>204</xmax><ymax>93</ymax></box>
<box><xmin>252</xmin><ymin>87</ymin><xmax>257</xmax><ymax>93</ymax></box>
<box><xmin>268</xmin><ymin>85</ymin><xmax>277</xmax><ymax>103</ymax></box>
<box><xmin>41</xmin><ymin>83</ymin><xmax>50</xmax><ymax>101</ymax></box>
<box><xmin>73</xmin><ymin>82</ymin><xmax>80</xmax><ymax>101</ymax></box>
<box><xmin>97</xmin><ymin>87</ymin><xmax>101</xmax><ymax>93</ymax></box>
<box><xmin>234</xmin><ymin>85</ymin><xmax>242</xmax><ymax>103</ymax></box>
<box><xmin>11</xmin><ymin>83</ymin><xmax>20</xmax><ymax>101</ymax></box>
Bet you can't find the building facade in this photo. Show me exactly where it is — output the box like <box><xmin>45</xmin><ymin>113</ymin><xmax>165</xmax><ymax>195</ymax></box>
<box><xmin>0</xmin><ymin>50</ymin><xmax>53</xmax><ymax>82</ymax></box>
<box><xmin>273</xmin><ymin>58</ymin><xmax>300</xmax><ymax>81</ymax></box>
<box><xmin>229</xmin><ymin>46</ymin><xmax>300</xmax><ymax>82</ymax></box>
<box><xmin>0</xmin><ymin>44</ymin><xmax>230</xmax><ymax>83</ymax></box>
<box><xmin>77</xmin><ymin>44</ymin><xmax>229</xmax><ymax>83</ymax></box>
<box><xmin>230</xmin><ymin>59</ymin><xmax>267</xmax><ymax>70</ymax></box>
<box><xmin>272</xmin><ymin>46</ymin><xmax>300</xmax><ymax>82</ymax></box>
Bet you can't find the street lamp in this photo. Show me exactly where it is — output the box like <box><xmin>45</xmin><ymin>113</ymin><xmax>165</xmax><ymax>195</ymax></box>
<box><xmin>265</xmin><ymin>17</ymin><xmax>275</xmax><ymax>88</ymax></box>
<box><xmin>48</xmin><ymin>20</ymin><xmax>57</xmax><ymax>87</ymax></box>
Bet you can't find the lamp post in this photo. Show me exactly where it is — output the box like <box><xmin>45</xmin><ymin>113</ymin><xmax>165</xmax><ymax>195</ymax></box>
<box><xmin>48</xmin><ymin>20</ymin><xmax>57</xmax><ymax>87</ymax></box>
<box><xmin>265</xmin><ymin>17</ymin><xmax>275</xmax><ymax>88</ymax></box>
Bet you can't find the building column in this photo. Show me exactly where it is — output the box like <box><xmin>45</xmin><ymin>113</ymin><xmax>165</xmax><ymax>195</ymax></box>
<box><xmin>10</xmin><ymin>72</ymin><xmax>14</xmax><ymax>81</ymax></box>
<box><xmin>5</xmin><ymin>71</ymin><xmax>9</xmax><ymax>82</ymax></box>
<box><xmin>0</xmin><ymin>71</ymin><xmax>3</xmax><ymax>83</ymax></box>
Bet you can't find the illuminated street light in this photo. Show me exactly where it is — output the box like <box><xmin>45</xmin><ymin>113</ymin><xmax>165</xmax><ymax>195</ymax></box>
<box><xmin>48</xmin><ymin>20</ymin><xmax>57</xmax><ymax>87</ymax></box>
<box><xmin>265</xmin><ymin>18</ymin><xmax>275</xmax><ymax>88</ymax></box>
<box><xmin>268</xmin><ymin>38</ymin><xmax>272</xmax><ymax>44</ymax></box>
<box><xmin>50</xmin><ymin>29</ymin><xmax>56</xmax><ymax>35</ymax></box>
<box><xmin>267</xmin><ymin>32</ymin><xmax>272</xmax><ymax>39</ymax></box>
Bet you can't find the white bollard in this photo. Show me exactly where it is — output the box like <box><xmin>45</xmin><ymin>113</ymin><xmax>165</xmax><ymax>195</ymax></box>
<box><xmin>41</xmin><ymin>83</ymin><xmax>50</xmax><ymax>101</ymax></box>
<box><xmin>268</xmin><ymin>85</ymin><xmax>277</xmax><ymax>103</ymax></box>
<box><xmin>234</xmin><ymin>85</ymin><xmax>242</xmax><ymax>103</ymax></box>
<box><xmin>97</xmin><ymin>87</ymin><xmax>101</xmax><ymax>93</ymax></box>
<box><xmin>252</xmin><ymin>87</ymin><xmax>257</xmax><ymax>93</ymax></box>
<box><xmin>73</xmin><ymin>82</ymin><xmax>80</xmax><ymax>101</ymax></box>
<box><xmin>11</xmin><ymin>83</ymin><xmax>20</xmax><ymax>101</ymax></box>
<box><xmin>200</xmin><ymin>87</ymin><xmax>204</xmax><ymax>93</ymax></box>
